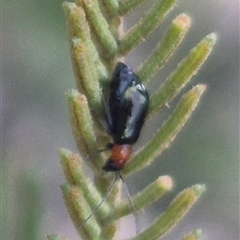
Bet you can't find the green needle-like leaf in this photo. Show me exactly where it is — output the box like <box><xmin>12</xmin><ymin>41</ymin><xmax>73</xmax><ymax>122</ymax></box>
<box><xmin>61</xmin><ymin>184</ymin><xmax>102</xmax><ymax>240</ymax></box>
<box><xmin>76</xmin><ymin>0</ymin><xmax>118</xmax><ymax>56</ymax></box>
<box><xmin>67</xmin><ymin>90</ymin><xmax>102</xmax><ymax>167</ymax></box>
<box><xmin>120</xmin><ymin>0</ymin><xmax>176</xmax><ymax>55</ymax></box>
<box><xmin>62</xmin><ymin>2</ymin><xmax>109</xmax><ymax>81</ymax></box>
<box><xmin>118</xmin><ymin>0</ymin><xmax>146</xmax><ymax>16</ymax></box>
<box><xmin>138</xmin><ymin>14</ymin><xmax>191</xmax><ymax>83</ymax></box>
<box><xmin>100</xmin><ymin>0</ymin><xmax>119</xmax><ymax>16</ymax></box>
<box><xmin>72</xmin><ymin>40</ymin><xmax>103</xmax><ymax>110</ymax></box>
<box><xmin>149</xmin><ymin>33</ymin><xmax>217</xmax><ymax>116</ymax></box>
<box><xmin>111</xmin><ymin>176</ymin><xmax>173</xmax><ymax>219</ymax></box>
<box><xmin>59</xmin><ymin>149</ymin><xmax>111</xmax><ymax>220</ymax></box>
<box><xmin>123</xmin><ymin>85</ymin><xmax>206</xmax><ymax>176</ymax></box>
<box><xmin>60</xmin><ymin>184</ymin><xmax>84</xmax><ymax>234</ymax></box>
<box><xmin>132</xmin><ymin>185</ymin><xmax>205</xmax><ymax>240</ymax></box>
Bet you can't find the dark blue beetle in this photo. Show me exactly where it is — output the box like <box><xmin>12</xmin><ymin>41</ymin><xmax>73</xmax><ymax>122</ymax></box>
<box><xmin>79</xmin><ymin>62</ymin><xmax>149</xmax><ymax>228</ymax></box>
<box><xmin>103</xmin><ymin>62</ymin><xmax>149</xmax><ymax>172</ymax></box>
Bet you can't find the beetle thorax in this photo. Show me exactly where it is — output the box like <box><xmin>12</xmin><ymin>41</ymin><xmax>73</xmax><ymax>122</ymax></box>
<box><xmin>110</xmin><ymin>144</ymin><xmax>132</xmax><ymax>169</ymax></box>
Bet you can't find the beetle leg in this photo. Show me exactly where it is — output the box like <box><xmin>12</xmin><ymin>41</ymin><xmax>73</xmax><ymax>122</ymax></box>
<box><xmin>87</xmin><ymin>143</ymin><xmax>112</xmax><ymax>160</ymax></box>
<box><xmin>102</xmin><ymin>87</ymin><xmax>114</xmax><ymax>133</ymax></box>
<box><xmin>90</xmin><ymin>108</ymin><xmax>112</xmax><ymax>135</ymax></box>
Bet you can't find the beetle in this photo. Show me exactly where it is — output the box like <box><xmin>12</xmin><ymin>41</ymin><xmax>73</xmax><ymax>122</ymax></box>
<box><xmin>79</xmin><ymin>62</ymin><xmax>149</xmax><ymax>229</ymax></box>
<box><xmin>102</xmin><ymin>62</ymin><xmax>149</xmax><ymax>172</ymax></box>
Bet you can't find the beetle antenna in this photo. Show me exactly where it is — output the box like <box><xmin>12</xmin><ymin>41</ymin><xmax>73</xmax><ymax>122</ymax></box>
<box><xmin>118</xmin><ymin>171</ymin><xmax>139</xmax><ymax>234</ymax></box>
<box><xmin>78</xmin><ymin>172</ymin><xmax>119</xmax><ymax>228</ymax></box>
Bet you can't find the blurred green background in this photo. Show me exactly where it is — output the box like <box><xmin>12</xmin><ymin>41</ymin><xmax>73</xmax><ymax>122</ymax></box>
<box><xmin>3</xmin><ymin>0</ymin><xmax>239</xmax><ymax>239</ymax></box>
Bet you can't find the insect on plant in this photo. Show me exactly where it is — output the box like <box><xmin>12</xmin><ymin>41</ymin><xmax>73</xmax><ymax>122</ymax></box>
<box><xmin>79</xmin><ymin>62</ymin><xmax>149</xmax><ymax>230</ymax></box>
<box><xmin>52</xmin><ymin>2</ymin><xmax>217</xmax><ymax>240</ymax></box>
